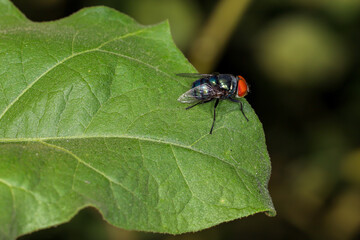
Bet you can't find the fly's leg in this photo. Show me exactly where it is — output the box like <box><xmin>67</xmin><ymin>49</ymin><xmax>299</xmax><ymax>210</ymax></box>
<box><xmin>229</xmin><ymin>98</ymin><xmax>249</xmax><ymax>121</ymax></box>
<box><xmin>185</xmin><ymin>99</ymin><xmax>212</xmax><ymax>110</ymax></box>
<box><xmin>240</xmin><ymin>101</ymin><xmax>249</xmax><ymax>121</ymax></box>
<box><xmin>210</xmin><ymin>99</ymin><xmax>220</xmax><ymax>134</ymax></box>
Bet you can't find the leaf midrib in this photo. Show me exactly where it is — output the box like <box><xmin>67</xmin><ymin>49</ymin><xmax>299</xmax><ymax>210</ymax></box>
<box><xmin>0</xmin><ymin>135</ymin><xmax>228</xmax><ymax>162</ymax></box>
<box><xmin>0</xmin><ymin>134</ymin><xmax>257</xmax><ymax>186</ymax></box>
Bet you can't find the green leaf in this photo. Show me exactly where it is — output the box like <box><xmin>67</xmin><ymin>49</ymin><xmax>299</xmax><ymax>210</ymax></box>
<box><xmin>0</xmin><ymin>0</ymin><xmax>275</xmax><ymax>238</ymax></box>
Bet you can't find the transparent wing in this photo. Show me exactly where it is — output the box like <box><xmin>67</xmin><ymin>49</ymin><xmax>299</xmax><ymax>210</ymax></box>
<box><xmin>178</xmin><ymin>83</ymin><xmax>216</xmax><ymax>103</ymax></box>
<box><xmin>176</xmin><ymin>73</ymin><xmax>214</xmax><ymax>78</ymax></box>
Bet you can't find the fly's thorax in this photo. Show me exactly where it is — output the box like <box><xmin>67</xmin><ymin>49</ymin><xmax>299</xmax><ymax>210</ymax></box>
<box><xmin>217</xmin><ymin>74</ymin><xmax>237</xmax><ymax>95</ymax></box>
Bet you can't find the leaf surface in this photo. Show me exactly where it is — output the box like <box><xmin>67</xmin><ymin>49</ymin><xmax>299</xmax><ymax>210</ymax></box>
<box><xmin>0</xmin><ymin>0</ymin><xmax>275</xmax><ymax>238</ymax></box>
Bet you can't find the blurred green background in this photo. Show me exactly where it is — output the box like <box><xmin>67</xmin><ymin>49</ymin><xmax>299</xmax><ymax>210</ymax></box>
<box><xmin>12</xmin><ymin>0</ymin><xmax>360</xmax><ymax>239</ymax></box>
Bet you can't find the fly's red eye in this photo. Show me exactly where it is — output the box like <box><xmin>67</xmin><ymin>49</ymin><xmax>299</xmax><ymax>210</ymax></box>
<box><xmin>237</xmin><ymin>76</ymin><xmax>248</xmax><ymax>97</ymax></box>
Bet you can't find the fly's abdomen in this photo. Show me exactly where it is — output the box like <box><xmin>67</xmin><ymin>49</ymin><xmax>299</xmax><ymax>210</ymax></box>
<box><xmin>191</xmin><ymin>79</ymin><xmax>207</xmax><ymax>88</ymax></box>
<box><xmin>192</xmin><ymin>79</ymin><xmax>213</xmax><ymax>99</ymax></box>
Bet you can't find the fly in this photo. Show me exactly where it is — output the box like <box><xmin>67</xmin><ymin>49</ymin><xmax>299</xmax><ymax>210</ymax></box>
<box><xmin>177</xmin><ymin>73</ymin><xmax>249</xmax><ymax>134</ymax></box>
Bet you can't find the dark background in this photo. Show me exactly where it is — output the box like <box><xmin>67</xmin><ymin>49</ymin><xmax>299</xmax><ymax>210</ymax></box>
<box><xmin>12</xmin><ymin>0</ymin><xmax>360</xmax><ymax>239</ymax></box>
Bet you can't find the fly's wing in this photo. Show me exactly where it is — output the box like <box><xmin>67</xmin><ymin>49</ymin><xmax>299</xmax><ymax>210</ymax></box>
<box><xmin>178</xmin><ymin>83</ymin><xmax>215</xmax><ymax>103</ymax></box>
<box><xmin>176</xmin><ymin>73</ymin><xmax>214</xmax><ymax>78</ymax></box>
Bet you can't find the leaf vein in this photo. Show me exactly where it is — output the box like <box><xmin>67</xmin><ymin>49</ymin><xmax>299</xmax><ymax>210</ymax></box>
<box><xmin>37</xmin><ymin>140</ymin><xmax>137</xmax><ymax>197</ymax></box>
<box><xmin>170</xmin><ymin>145</ymin><xmax>194</xmax><ymax>215</ymax></box>
<box><xmin>0</xmin><ymin>27</ymin><xmax>163</xmax><ymax>122</ymax></box>
<box><xmin>0</xmin><ymin>179</ymin><xmax>16</xmax><ymax>232</ymax></box>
